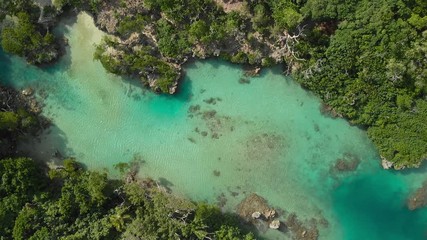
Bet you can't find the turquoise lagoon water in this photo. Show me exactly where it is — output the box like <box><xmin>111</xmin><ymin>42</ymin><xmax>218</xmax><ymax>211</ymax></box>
<box><xmin>1</xmin><ymin>13</ymin><xmax>427</xmax><ymax>239</ymax></box>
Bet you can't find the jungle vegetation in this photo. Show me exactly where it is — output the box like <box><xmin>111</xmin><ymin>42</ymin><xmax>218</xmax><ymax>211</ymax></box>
<box><xmin>0</xmin><ymin>0</ymin><xmax>426</xmax><ymax>238</ymax></box>
<box><xmin>0</xmin><ymin>157</ymin><xmax>255</xmax><ymax>239</ymax></box>
<box><xmin>0</xmin><ymin>1</ymin><xmax>426</xmax><ymax>167</ymax></box>
<box><xmin>295</xmin><ymin>0</ymin><xmax>427</xmax><ymax>168</ymax></box>
<box><xmin>92</xmin><ymin>0</ymin><xmax>427</xmax><ymax>168</ymax></box>
<box><xmin>0</xmin><ymin>86</ymin><xmax>44</xmax><ymax>159</ymax></box>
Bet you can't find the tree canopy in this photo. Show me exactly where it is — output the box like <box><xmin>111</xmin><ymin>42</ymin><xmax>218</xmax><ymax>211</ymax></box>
<box><xmin>0</xmin><ymin>158</ymin><xmax>255</xmax><ymax>239</ymax></box>
<box><xmin>296</xmin><ymin>0</ymin><xmax>427</xmax><ymax>168</ymax></box>
<box><xmin>1</xmin><ymin>12</ymin><xmax>58</xmax><ymax>64</ymax></box>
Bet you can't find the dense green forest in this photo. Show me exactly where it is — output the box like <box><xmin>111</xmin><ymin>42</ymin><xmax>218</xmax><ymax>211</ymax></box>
<box><xmin>0</xmin><ymin>0</ymin><xmax>425</xmax><ymax>172</ymax></box>
<box><xmin>0</xmin><ymin>0</ymin><xmax>426</xmax><ymax>238</ymax></box>
<box><xmin>0</xmin><ymin>157</ymin><xmax>255</xmax><ymax>239</ymax></box>
<box><xmin>0</xmin><ymin>1</ymin><xmax>59</xmax><ymax>64</ymax></box>
<box><xmin>295</xmin><ymin>0</ymin><xmax>427</xmax><ymax>168</ymax></box>
<box><xmin>0</xmin><ymin>86</ymin><xmax>45</xmax><ymax>159</ymax></box>
<box><xmin>0</xmin><ymin>158</ymin><xmax>254</xmax><ymax>240</ymax></box>
<box><xmin>90</xmin><ymin>0</ymin><xmax>427</xmax><ymax>168</ymax></box>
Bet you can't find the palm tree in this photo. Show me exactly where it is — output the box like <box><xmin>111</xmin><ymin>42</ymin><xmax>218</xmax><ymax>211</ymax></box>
<box><xmin>109</xmin><ymin>206</ymin><xmax>131</xmax><ymax>232</ymax></box>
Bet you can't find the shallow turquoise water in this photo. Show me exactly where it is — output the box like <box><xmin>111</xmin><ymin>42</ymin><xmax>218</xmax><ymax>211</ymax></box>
<box><xmin>1</xmin><ymin>13</ymin><xmax>427</xmax><ymax>239</ymax></box>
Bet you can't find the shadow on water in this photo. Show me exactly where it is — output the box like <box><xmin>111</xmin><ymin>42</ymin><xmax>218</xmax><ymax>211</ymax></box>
<box><xmin>158</xmin><ymin>177</ymin><xmax>175</xmax><ymax>192</ymax></box>
<box><xmin>0</xmin><ymin>49</ymin><xmax>14</xmax><ymax>86</ymax></box>
<box><xmin>208</xmin><ymin>58</ymin><xmax>232</xmax><ymax>69</ymax></box>
<box><xmin>17</xmin><ymin>123</ymin><xmax>75</xmax><ymax>166</ymax></box>
<box><xmin>394</xmin><ymin>160</ymin><xmax>427</xmax><ymax>176</ymax></box>
<box><xmin>175</xmin><ymin>75</ymin><xmax>194</xmax><ymax>102</ymax></box>
<box><xmin>42</xmin><ymin>12</ymin><xmax>78</xmax><ymax>75</ymax></box>
<box><xmin>42</xmin><ymin>43</ymin><xmax>72</xmax><ymax>75</ymax></box>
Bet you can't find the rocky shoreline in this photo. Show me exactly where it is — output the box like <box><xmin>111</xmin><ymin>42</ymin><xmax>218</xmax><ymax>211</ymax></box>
<box><xmin>0</xmin><ymin>85</ymin><xmax>50</xmax><ymax>158</ymax></box>
<box><xmin>236</xmin><ymin>193</ymin><xmax>321</xmax><ymax>240</ymax></box>
<box><xmin>91</xmin><ymin>0</ymin><xmax>305</xmax><ymax>94</ymax></box>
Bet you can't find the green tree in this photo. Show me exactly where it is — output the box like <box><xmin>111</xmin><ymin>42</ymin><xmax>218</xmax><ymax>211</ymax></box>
<box><xmin>0</xmin><ymin>158</ymin><xmax>44</xmax><ymax>237</ymax></box>
<box><xmin>0</xmin><ymin>112</ymin><xmax>19</xmax><ymax>131</ymax></box>
<box><xmin>270</xmin><ymin>0</ymin><xmax>303</xmax><ymax>29</ymax></box>
<box><xmin>189</xmin><ymin>20</ymin><xmax>209</xmax><ymax>43</ymax></box>
<box><xmin>109</xmin><ymin>206</ymin><xmax>131</xmax><ymax>232</ymax></box>
<box><xmin>1</xmin><ymin>12</ymin><xmax>58</xmax><ymax>64</ymax></box>
<box><xmin>12</xmin><ymin>206</ymin><xmax>44</xmax><ymax>240</ymax></box>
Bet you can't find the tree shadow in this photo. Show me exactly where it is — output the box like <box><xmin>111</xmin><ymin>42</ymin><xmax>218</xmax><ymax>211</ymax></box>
<box><xmin>41</xmin><ymin>11</ymin><xmax>78</xmax><ymax>74</ymax></box>
<box><xmin>394</xmin><ymin>160</ymin><xmax>427</xmax><ymax>176</ymax></box>
<box><xmin>17</xmin><ymin>123</ymin><xmax>74</xmax><ymax>167</ymax></box>
<box><xmin>0</xmin><ymin>49</ymin><xmax>14</xmax><ymax>86</ymax></box>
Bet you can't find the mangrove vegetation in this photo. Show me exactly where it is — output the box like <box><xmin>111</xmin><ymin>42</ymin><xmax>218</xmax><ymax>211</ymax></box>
<box><xmin>0</xmin><ymin>0</ymin><xmax>426</xmax><ymax>171</ymax></box>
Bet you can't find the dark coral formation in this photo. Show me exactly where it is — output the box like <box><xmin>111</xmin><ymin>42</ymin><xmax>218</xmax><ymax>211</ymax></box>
<box><xmin>213</xmin><ymin>170</ymin><xmax>221</xmax><ymax>176</ymax></box>
<box><xmin>331</xmin><ymin>152</ymin><xmax>361</xmax><ymax>173</ymax></box>
<box><xmin>407</xmin><ymin>181</ymin><xmax>427</xmax><ymax>210</ymax></box>
<box><xmin>286</xmin><ymin>213</ymin><xmax>319</xmax><ymax>240</ymax></box>
<box><xmin>236</xmin><ymin>193</ymin><xmax>320</xmax><ymax>239</ymax></box>
<box><xmin>239</xmin><ymin>77</ymin><xmax>251</xmax><ymax>84</ymax></box>
<box><xmin>236</xmin><ymin>193</ymin><xmax>276</xmax><ymax>222</ymax></box>
<box><xmin>203</xmin><ymin>97</ymin><xmax>222</xmax><ymax>105</ymax></box>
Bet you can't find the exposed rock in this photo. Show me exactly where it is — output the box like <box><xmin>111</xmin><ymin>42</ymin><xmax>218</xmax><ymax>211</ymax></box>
<box><xmin>236</xmin><ymin>193</ymin><xmax>273</xmax><ymax>222</ymax></box>
<box><xmin>269</xmin><ymin>219</ymin><xmax>281</xmax><ymax>229</ymax></box>
<box><xmin>169</xmin><ymin>81</ymin><xmax>178</xmax><ymax>94</ymax></box>
<box><xmin>244</xmin><ymin>67</ymin><xmax>261</xmax><ymax>77</ymax></box>
<box><xmin>236</xmin><ymin>193</ymin><xmax>321</xmax><ymax>238</ymax></box>
<box><xmin>91</xmin><ymin>0</ymin><xmax>311</xmax><ymax>97</ymax></box>
<box><xmin>381</xmin><ymin>156</ymin><xmax>394</xmax><ymax>170</ymax></box>
<box><xmin>28</xmin><ymin>99</ymin><xmax>42</xmax><ymax>114</ymax></box>
<box><xmin>21</xmin><ymin>88</ymin><xmax>34</xmax><ymax>96</ymax></box>
<box><xmin>264</xmin><ymin>209</ymin><xmax>276</xmax><ymax>220</ymax></box>
<box><xmin>251</xmin><ymin>211</ymin><xmax>261</xmax><ymax>219</ymax></box>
